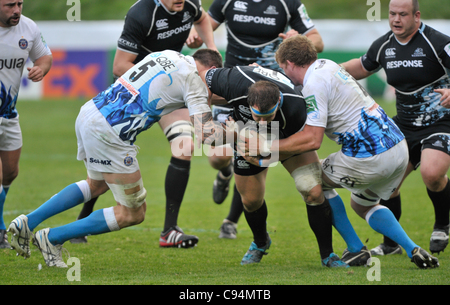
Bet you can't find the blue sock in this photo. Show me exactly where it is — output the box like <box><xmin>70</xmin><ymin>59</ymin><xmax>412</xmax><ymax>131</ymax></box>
<box><xmin>326</xmin><ymin>190</ymin><xmax>364</xmax><ymax>253</ymax></box>
<box><xmin>0</xmin><ymin>186</ymin><xmax>6</xmax><ymax>230</ymax></box>
<box><xmin>27</xmin><ymin>183</ymin><xmax>86</xmax><ymax>231</ymax></box>
<box><xmin>48</xmin><ymin>208</ymin><xmax>118</xmax><ymax>245</ymax></box>
<box><xmin>366</xmin><ymin>206</ymin><xmax>418</xmax><ymax>258</ymax></box>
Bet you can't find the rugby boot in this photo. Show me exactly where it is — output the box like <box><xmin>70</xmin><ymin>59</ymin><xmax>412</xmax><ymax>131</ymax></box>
<box><xmin>429</xmin><ymin>224</ymin><xmax>449</xmax><ymax>254</ymax></box>
<box><xmin>241</xmin><ymin>235</ymin><xmax>271</xmax><ymax>265</ymax></box>
<box><xmin>411</xmin><ymin>247</ymin><xmax>439</xmax><ymax>269</ymax></box>
<box><xmin>342</xmin><ymin>246</ymin><xmax>371</xmax><ymax>266</ymax></box>
<box><xmin>370</xmin><ymin>243</ymin><xmax>402</xmax><ymax>256</ymax></box>
<box><xmin>159</xmin><ymin>226</ymin><xmax>198</xmax><ymax>248</ymax></box>
<box><xmin>321</xmin><ymin>253</ymin><xmax>349</xmax><ymax>268</ymax></box>
<box><xmin>8</xmin><ymin>214</ymin><xmax>32</xmax><ymax>258</ymax></box>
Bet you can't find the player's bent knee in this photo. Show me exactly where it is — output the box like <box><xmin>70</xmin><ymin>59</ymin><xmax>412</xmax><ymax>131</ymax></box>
<box><xmin>107</xmin><ymin>178</ymin><xmax>147</xmax><ymax>209</ymax></box>
<box><xmin>290</xmin><ymin>162</ymin><xmax>323</xmax><ymax>205</ymax></box>
<box><xmin>164</xmin><ymin>120</ymin><xmax>194</xmax><ymax>158</ymax></box>
<box><xmin>351</xmin><ymin>191</ymin><xmax>380</xmax><ymax>218</ymax></box>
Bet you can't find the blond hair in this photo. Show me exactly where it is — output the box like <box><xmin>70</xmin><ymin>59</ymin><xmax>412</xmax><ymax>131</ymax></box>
<box><xmin>275</xmin><ymin>35</ymin><xmax>317</xmax><ymax>67</ymax></box>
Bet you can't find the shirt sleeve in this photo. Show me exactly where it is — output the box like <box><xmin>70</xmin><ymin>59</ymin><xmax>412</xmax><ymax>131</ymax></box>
<box><xmin>288</xmin><ymin>0</ymin><xmax>315</xmax><ymax>35</ymax></box>
<box><xmin>184</xmin><ymin>72</ymin><xmax>211</xmax><ymax>116</ymax></box>
<box><xmin>303</xmin><ymin>75</ymin><xmax>329</xmax><ymax>128</ymax></box>
<box><xmin>208</xmin><ymin>0</ymin><xmax>226</xmax><ymax>24</ymax></box>
<box><xmin>117</xmin><ymin>10</ymin><xmax>148</xmax><ymax>54</ymax></box>
<box><xmin>360</xmin><ymin>38</ymin><xmax>384</xmax><ymax>73</ymax></box>
<box><xmin>431</xmin><ymin>30</ymin><xmax>450</xmax><ymax>69</ymax></box>
<box><xmin>190</xmin><ymin>0</ymin><xmax>204</xmax><ymax>22</ymax></box>
<box><xmin>28</xmin><ymin>25</ymin><xmax>52</xmax><ymax>62</ymax></box>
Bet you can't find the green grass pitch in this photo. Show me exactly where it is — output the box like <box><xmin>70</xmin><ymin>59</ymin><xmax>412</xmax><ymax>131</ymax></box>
<box><xmin>0</xmin><ymin>98</ymin><xmax>449</xmax><ymax>286</ymax></box>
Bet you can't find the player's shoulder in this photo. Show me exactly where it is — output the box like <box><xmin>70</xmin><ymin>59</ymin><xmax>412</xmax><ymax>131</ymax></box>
<box><xmin>17</xmin><ymin>15</ymin><xmax>39</xmax><ymax>31</ymax></box>
<box><xmin>421</xmin><ymin>23</ymin><xmax>450</xmax><ymax>46</ymax></box>
<box><xmin>185</xmin><ymin>0</ymin><xmax>202</xmax><ymax>10</ymax></box>
<box><xmin>370</xmin><ymin>30</ymin><xmax>395</xmax><ymax>50</ymax></box>
<box><xmin>126</xmin><ymin>0</ymin><xmax>156</xmax><ymax>23</ymax></box>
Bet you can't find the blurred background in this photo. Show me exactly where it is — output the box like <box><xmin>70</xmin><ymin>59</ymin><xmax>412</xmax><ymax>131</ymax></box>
<box><xmin>18</xmin><ymin>0</ymin><xmax>450</xmax><ymax>102</ymax></box>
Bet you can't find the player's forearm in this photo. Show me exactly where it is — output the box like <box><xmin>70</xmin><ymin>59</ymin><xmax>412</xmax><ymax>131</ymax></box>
<box><xmin>194</xmin><ymin>17</ymin><xmax>217</xmax><ymax>51</ymax></box>
<box><xmin>340</xmin><ymin>58</ymin><xmax>372</xmax><ymax>80</ymax></box>
<box><xmin>34</xmin><ymin>55</ymin><xmax>53</xmax><ymax>77</ymax></box>
<box><xmin>271</xmin><ymin>127</ymin><xmax>323</xmax><ymax>155</ymax></box>
<box><xmin>305</xmin><ymin>29</ymin><xmax>324</xmax><ymax>53</ymax></box>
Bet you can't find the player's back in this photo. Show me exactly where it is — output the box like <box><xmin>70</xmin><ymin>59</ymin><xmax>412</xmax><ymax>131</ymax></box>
<box><xmin>304</xmin><ymin>59</ymin><xmax>404</xmax><ymax>157</ymax></box>
<box><xmin>93</xmin><ymin>50</ymin><xmax>205</xmax><ymax>142</ymax></box>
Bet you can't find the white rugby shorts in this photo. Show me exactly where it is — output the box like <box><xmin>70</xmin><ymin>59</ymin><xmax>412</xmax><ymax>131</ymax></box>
<box><xmin>75</xmin><ymin>100</ymin><xmax>140</xmax><ymax>175</ymax></box>
<box><xmin>0</xmin><ymin>116</ymin><xmax>22</xmax><ymax>151</ymax></box>
<box><xmin>322</xmin><ymin>139</ymin><xmax>408</xmax><ymax>201</ymax></box>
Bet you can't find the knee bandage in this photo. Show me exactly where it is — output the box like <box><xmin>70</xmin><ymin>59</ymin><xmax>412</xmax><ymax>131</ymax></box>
<box><xmin>163</xmin><ymin>120</ymin><xmax>194</xmax><ymax>142</ymax></box>
<box><xmin>290</xmin><ymin>162</ymin><xmax>322</xmax><ymax>205</ymax></box>
<box><xmin>107</xmin><ymin>178</ymin><xmax>147</xmax><ymax>208</ymax></box>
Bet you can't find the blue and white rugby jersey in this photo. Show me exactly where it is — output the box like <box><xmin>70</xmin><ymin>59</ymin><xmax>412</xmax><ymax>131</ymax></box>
<box><xmin>302</xmin><ymin>59</ymin><xmax>404</xmax><ymax>158</ymax></box>
<box><xmin>92</xmin><ymin>50</ymin><xmax>210</xmax><ymax>144</ymax></box>
<box><xmin>0</xmin><ymin>15</ymin><xmax>51</xmax><ymax>119</ymax></box>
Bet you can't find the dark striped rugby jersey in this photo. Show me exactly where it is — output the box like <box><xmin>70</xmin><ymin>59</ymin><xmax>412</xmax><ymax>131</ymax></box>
<box><xmin>208</xmin><ymin>0</ymin><xmax>314</xmax><ymax>70</ymax></box>
<box><xmin>205</xmin><ymin>65</ymin><xmax>307</xmax><ymax>138</ymax></box>
<box><xmin>117</xmin><ymin>0</ymin><xmax>203</xmax><ymax>64</ymax></box>
<box><xmin>361</xmin><ymin>23</ymin><xmax>450</xmax><ymax>128</ymax></box>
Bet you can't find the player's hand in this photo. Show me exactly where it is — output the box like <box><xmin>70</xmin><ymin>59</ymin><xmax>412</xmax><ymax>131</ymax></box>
<box><xmin>435</xmin><ymin>88</ymin><xmax>450</xmax><ymax>108</ymax></box>
<box><xmin>278</xmin><ymin>29</ymin><xmax>299</xmax><ymax>40</ymax></box>
<box><xmin>27</xmin><ymin>66</ymin><xmax>45</xmax><ymax>82</ymax></box>
<box><xmin>186</xmin><ymin>28</ymin><xmax>204</xmax><ymax>49</ymax></box>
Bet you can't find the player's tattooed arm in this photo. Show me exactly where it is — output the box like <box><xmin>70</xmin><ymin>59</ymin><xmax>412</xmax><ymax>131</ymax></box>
<box><xmin>191</xmin><ymin>112</ymin><xmax>234</xmax><ymax>147</ymax></box>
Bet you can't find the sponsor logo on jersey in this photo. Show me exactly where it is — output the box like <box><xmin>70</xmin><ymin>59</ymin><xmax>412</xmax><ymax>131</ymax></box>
<box><xmin>157</xmin><ymin>22</ymin><xmax>192</xmax><ymax>40</ymax></box>
<box><xmin>386</xmin><ymin>60</ymin><xmax>423</xmax><ymax>69</ymax></box>
<box><xmin>305</xmin><ymin>95</ymin><xmax>319</xmax><ymax>119</ymax></box>
<box><xmin>238</xmin><ymin>104</ymin><xmax>252</xmax><ymax>116</ymax></box>
<box><xmin>89</xmin><ymin>158</ymin><xmax>112</xmax><ymax>166</ymax></box>
<box><xmin>118</xmin><ymin>38</ymin><xmax>138</xmax><ymax>50</ymax></box>
<box><xmin>233</xmin><ymin>1</ymin><xmax>248</xmax><ymax>12</ymax></box>
<box><xmin>156</xmin><ymin>19</ymin><xmax>169</xmax><ymax>30</ymax></box>
<box><xmin>411</xmin><ymin>48</ymin><xmax>426</xmax><ymax>57</ymax></box>
<box><xmin>182</xmin><ymin>11</ymin><xmax>191</xmax><ymax>23</ymax></box>
<box><xmin>233</xmin><ymin>14</ymin><xmax>276</xmax><ymax>25</ymax></box>
<box><xmin>18</xmin><ymin>38</ymin><xmax>28</xmax><ymax>50</ymax></box>
<box><xmin>444</xmin><ymin>43</ymin><xmax>450</xmax><ymax>57</ymax></box>
<box><xmin>385</xmin><ymin>48</ymin><xmax>396</xmax><ymax>58</ymax></box>
<box><xmin>263</xmin><ymin>5</ymin><xmax>278</xmax><ymax>15</ymax></box>
<box><xmin>0</xmin><ymin>58</ymin><xmax>25</xmax><ymax>70</ymax></box>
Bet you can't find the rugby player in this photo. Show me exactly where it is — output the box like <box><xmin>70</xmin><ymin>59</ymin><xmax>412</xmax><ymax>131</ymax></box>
<box><xmin>8</xmin><ymin>49</ymin><xmax>225</xmax><ymax>267</ymax></box>
<box><xmin>72</xmin><ymin>0</ymin><xmax>218</xmax><ymax>248</ymax></box>
<box><xmin>0</xmin><ymin>0</ymin><xmax>52</xmax><ymax>248</ymax></box>
<box><xmin>203</xmin><ymin>65</ymin><xmax>364</xmax><ymax>267</ymax></box>
<box><xmin>266</xmin><ymin>34</ymin><xmax>439</xmax><ymax>269</ymax></box>
<box><xmin>341</xmin><ymin>0</ymin><xmax>450</xmax><ymax>255</ymax></box>
<box><xmin>188</xmin><ymin>0</ymin><xmax>324</xmax><ymax>242</ymax></box>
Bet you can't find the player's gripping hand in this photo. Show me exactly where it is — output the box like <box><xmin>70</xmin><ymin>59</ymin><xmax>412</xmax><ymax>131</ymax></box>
<box><xmin>435</xmin><ymin>88</ymin><xmax>450</xmax><ymax>108</ymax></box>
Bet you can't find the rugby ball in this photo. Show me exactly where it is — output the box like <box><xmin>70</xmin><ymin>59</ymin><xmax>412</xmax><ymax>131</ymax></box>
<box><xmin>238</xmin><ymin>125</ymin><xmax>271</xmax><ymax>156</ymax></box>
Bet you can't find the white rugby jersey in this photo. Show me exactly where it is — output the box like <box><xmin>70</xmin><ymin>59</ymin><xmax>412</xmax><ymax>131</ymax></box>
<box><xmin>302</xmin><ymin>59</ymin><xmax>404</xmax><ymax>158</ymax></box>
<box><xmin>0</xmin><ymin>15</ymin><xmax>51</xmax><ymax>119</ymax></box>
<box><xmin>92</xmin><ymin>50</ymin><xmax>210</xmax><ymax>143</ymax></box>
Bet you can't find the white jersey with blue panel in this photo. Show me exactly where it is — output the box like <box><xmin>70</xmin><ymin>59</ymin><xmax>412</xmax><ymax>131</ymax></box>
<box><xmin>0</xmin><ymin>15</ymin><xmax>51</xmax><ymax>119</ymax></box>
<box><xmin>302</xmin><ymin>59</ymin><xmax>404</xmax><ymax>158</ymax></box>
<box><xmin>92</xmin><ymin>50</ymin><xmax>210</xmax><ymax>143</ymax></box>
